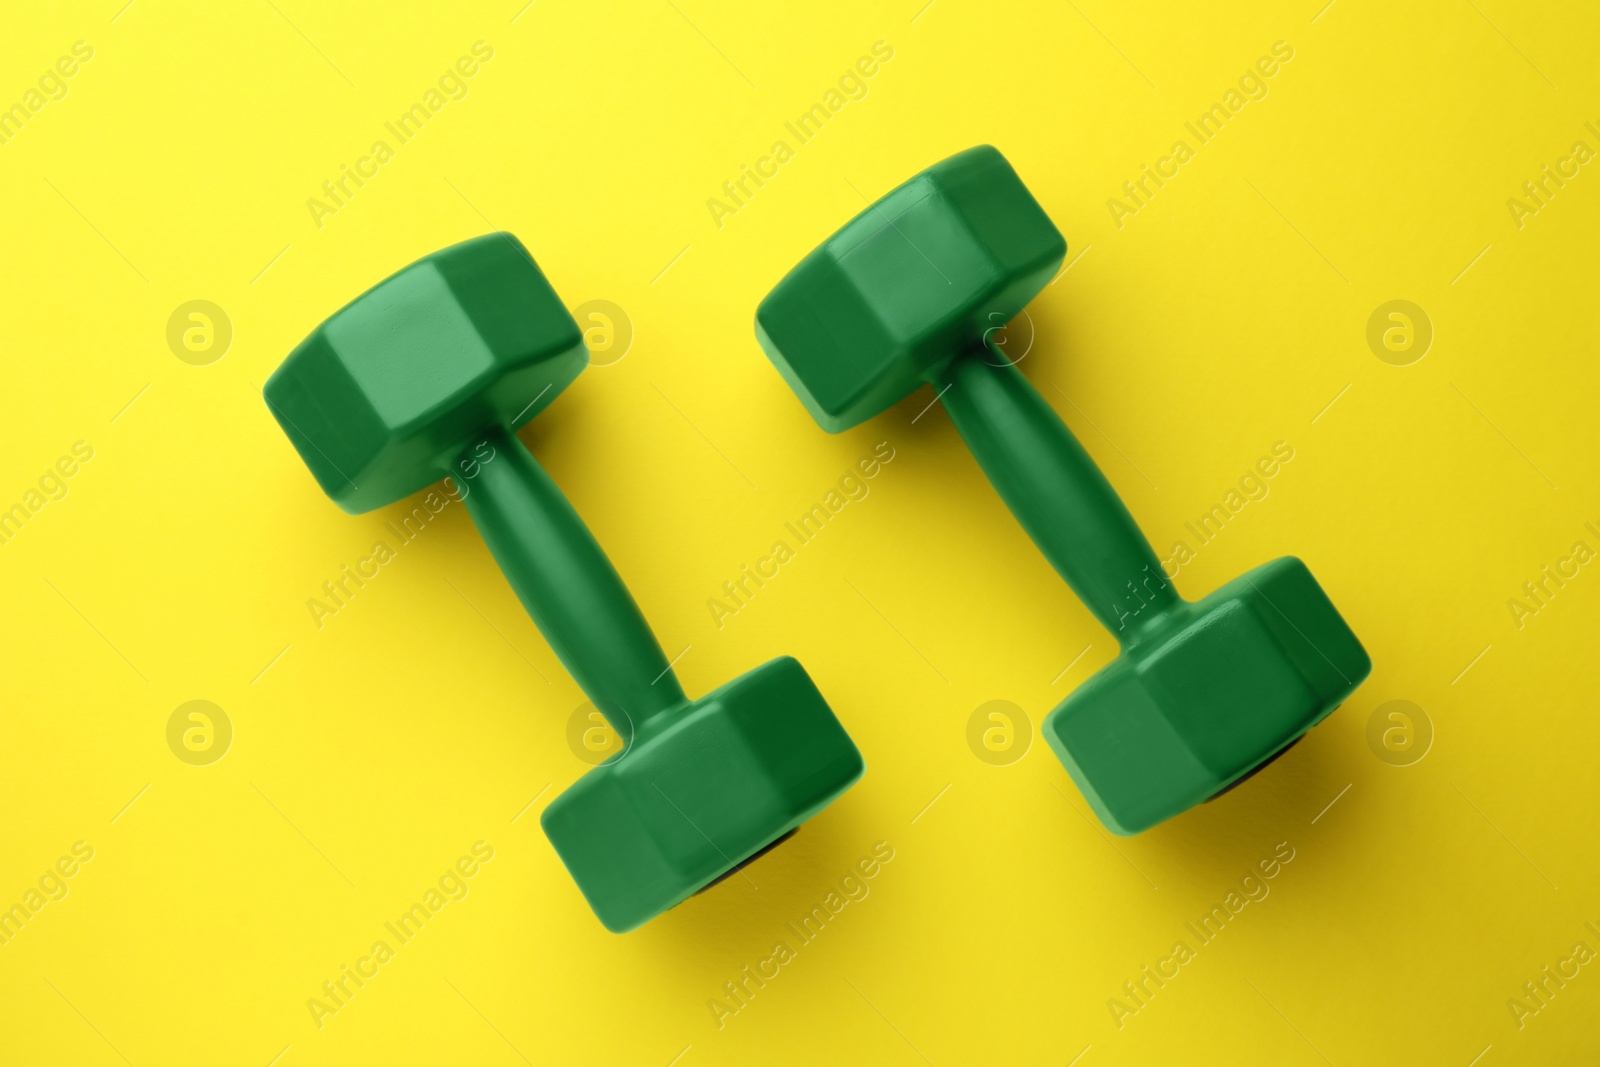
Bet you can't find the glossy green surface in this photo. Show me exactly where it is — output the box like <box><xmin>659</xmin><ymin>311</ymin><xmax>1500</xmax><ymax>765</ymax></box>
<box><xmin>543</xmin><ymin>655</ymin><xmax>864</xmax><ymax>933</ymax></box>
<box><xmin>1047</xmin><ymin>557</ymin><xmax>1366</xmax><ymax>834</ymax></box>
<box><xmin>936</xmin><ymin>350</ymin><xmax>1175</xmax><ymax>636</ymax></box>
<box><xmin>461</xmin><ymin>425</ymin><xmax>687</xmax><ymax>737</ymax></box>
<box><xmin>265</xmin><ymin>233</ymin><xmax>586</xmax><ymax>515</ymax></box>
<box><xmin>757</xmin><ymin>147</ymin><xmax>1371</xmax><ymax>834</ymax></box>
<box><xmin>267</xmin><ymin>234</ymin><xmax>864</xmax><ymax>931</ymax></box>
<box><xmin>756</xmin><ymin>146</ymin><xmax>1064</xmax><ymax>432</ymax></box>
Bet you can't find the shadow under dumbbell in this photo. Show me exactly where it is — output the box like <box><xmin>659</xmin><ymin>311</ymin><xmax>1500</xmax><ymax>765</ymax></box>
<box><xmin>755</xmin><ymin>146</ymin><xmax>1372</xmax><ymax>838</ymax></box>
<box><xmin>693</xmin><ymin>827</ymin><xmax>800</xmax><ymax>896</ymax></box>
<box><xmin>264</xmin><ymin>233</ymin><xmax>866</xmax><ymax>933</ymax></box>
<box><xmin>1205</xmin><ymin>732</ymin><xmax>1308</xmax><ymax>802</ymax></box>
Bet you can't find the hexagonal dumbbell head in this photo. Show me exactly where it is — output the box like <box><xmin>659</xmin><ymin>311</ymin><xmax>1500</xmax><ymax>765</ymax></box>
<box><xmin>757</xmin><ymin>147</ymin><xmax>1370</xmax><ymax>836</ymax></box>
<box><xmin>756</xmin><ymin>144</ymin><xmax>1065</xmax><ymax>431</ymax></box>
<box><xmin>266</xmin><ymin>233</ymin><xmax>865</xmax><ymax>931</ymax></box>
<box><xmin>1045</xmin><ymin>557</ymin><xmax>1370</xmax><ymax>834</ymax></box>
<box><xmin>543</xmin><ymin>656</ymin><xmax>864</xmax><ymax>933</ymax></box>
<box><xmin>264</xmin><ymin>232</ymin><xmax>586</xmax><ymax>514</ymax></box>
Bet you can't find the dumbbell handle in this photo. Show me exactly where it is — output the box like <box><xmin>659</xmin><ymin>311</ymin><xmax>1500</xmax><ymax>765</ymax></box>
<box><xmin>935</xmin><ymin>346</ymin><xmax>1180</xmax><ymax>645</ymax></box>
<box><xmin>456</xmin><ymin>425</ymin><xmax>686</xmax><ymax>739</ymax></box>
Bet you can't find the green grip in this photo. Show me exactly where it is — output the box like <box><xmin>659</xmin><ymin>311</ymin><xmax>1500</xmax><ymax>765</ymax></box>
<box><xmin>455</xmin><ymin>426</ymin><xmax>686</xmax><ymax>737</ymax></box>
<box><xmin>936</xmin><ymin>347</ymin><xmax>1179</xmax><ymax>642</ymax></box>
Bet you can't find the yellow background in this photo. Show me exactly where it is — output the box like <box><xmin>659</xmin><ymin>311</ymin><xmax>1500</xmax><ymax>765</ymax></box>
<box><xmin>2</xmin><ymin>0</ymin><xmax>1597</xmax><ymax>1063</ymax></box>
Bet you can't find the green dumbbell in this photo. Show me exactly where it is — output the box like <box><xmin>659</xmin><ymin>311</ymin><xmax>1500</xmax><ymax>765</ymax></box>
<box><xmin>265</xmin><ymin>233</ymin><xmax>864</xmax><ymax>931</ymax></box>
<box><xmin>756</xmin><ymin>146</ymin><xmax>1370</xmax><ymax>834</ymax></box>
